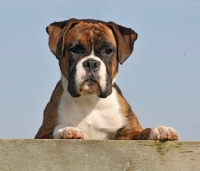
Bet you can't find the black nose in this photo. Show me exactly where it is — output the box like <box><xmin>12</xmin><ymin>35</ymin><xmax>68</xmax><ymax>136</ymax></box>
<box><xmin>83</xmin><ymin>60</ymin><xmax>100</xmax><ymax>71</ymax></box>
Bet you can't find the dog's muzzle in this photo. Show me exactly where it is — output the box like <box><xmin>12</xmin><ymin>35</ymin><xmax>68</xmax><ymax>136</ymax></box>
<box><xmin>80</xmin><ymin>59</ymin><xmax>101</xmax><ymax>96</ymax></box>
<box><xmin>67</xmin><ymin>56</ymin><xmax>112</xmax><ymax>98</ymax></box>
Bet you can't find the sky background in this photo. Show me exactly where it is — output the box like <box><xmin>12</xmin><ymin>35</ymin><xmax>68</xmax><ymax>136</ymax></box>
<box><xmin>0</xmin><ymin>0</ymin><xmax>199</xmax><ymax>140</ymax></box>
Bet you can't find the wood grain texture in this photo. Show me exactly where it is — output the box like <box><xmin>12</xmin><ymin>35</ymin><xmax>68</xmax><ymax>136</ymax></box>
<box><xmin>0</xmin><ymin>140</ymin><xmax>200</xmax><ymax>171</ymax></box>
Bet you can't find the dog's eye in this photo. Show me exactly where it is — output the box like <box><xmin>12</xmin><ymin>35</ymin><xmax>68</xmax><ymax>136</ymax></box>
<box><xmin>70</xmin><ymin>47</ymin><xmax>80</xmax><ymax>54</ymax></box>
<box><xmin>104</xmin><ymin>49</ymin><xmax>113</xmax><ymax>55</ymax></box>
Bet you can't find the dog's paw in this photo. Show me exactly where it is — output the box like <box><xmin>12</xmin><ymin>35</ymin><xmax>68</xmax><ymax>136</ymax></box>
<box><xmin>54</xmin><ymin>127</ymin><xmax>84</xmax><ymax>139</ymax></box>
<box><xmin>148</xmin><ymin>126</ymin><xmax>179</xmax><ymax>141</ymax></box>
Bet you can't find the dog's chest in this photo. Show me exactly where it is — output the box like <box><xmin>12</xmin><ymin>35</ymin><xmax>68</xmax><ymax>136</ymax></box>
<box><xmin>58</xmin><ymin>88</ymin><xmax>125</xmax><ymax>139</ymax></box>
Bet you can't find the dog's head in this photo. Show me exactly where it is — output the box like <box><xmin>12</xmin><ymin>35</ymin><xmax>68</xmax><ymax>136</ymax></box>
<box><xmin>46</xmin><ymin>18</ymin><xmax>137</xmax><ymax>98</ymax></box>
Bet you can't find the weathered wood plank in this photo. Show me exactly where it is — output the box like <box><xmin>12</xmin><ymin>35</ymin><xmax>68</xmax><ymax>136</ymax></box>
<box><xmin>0</xmin><ymin>140</ymin><xmax>199</xmax><ymax>171</ymax></box>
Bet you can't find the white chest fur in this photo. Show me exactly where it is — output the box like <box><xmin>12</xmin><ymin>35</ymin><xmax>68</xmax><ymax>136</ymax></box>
<box><xmin>56</xmin><ymin>85</ymin><xmax>125</xmax><ymax>140</ymax></box>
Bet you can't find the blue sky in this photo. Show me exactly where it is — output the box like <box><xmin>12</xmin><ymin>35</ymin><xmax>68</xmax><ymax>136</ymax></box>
<box><xmin>0</xmin><ymin>1</ymin><xmax>199</xmax><ymax>140</ymax></box>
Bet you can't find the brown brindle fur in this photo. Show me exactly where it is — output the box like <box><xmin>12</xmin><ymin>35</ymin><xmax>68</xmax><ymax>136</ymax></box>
<box><xmin>113</xmin><ymin>84</ymin><xmax>151</xmax><ymax>140</ymax></box>
<box><xmin>35</xmin><ymin>81</ymin><xmax>63</xmax><ymax>138</ymax></box>
<box><xmin>35</xmin><ymin>19</ymin><xmax>152</xmax><ymax>140</ymax></box>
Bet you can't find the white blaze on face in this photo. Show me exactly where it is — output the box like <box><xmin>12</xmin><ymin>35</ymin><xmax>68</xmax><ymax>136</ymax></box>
<box><xmin>75</xmin><ymin>49</ymin><xmax>107</xmax><ymax>97</ymax></box>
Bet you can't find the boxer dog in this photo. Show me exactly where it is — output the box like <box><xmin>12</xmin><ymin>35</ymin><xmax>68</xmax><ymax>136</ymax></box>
<box><xmin>35</xmin><ymin>18</ymin><xmax>179</xmax><ymax>140</ymax></box>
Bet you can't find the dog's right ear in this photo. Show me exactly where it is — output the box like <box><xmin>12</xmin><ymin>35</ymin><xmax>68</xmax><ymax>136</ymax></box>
<box><xmin>46</xmin><ymin>18</ymin><xmax>79</xmax><ymax>60</ymax></box>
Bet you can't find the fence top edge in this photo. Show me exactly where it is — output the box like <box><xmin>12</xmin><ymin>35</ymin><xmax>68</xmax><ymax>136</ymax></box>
<box><xmin>0</xmin><ymin>139</ymin><xmax>200</xmax><ymax>143</ymax></box>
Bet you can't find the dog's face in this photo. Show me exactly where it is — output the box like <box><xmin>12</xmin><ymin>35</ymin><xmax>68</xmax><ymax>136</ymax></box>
<box><xmin>46</xmin><ymin>19</ymin><xmax>137</xmax><ymax>98</ymax></box>
<box><xmin>62</xmin><ymin>21</ymin><xmax>117</xmax><ymax>98</ymax></box>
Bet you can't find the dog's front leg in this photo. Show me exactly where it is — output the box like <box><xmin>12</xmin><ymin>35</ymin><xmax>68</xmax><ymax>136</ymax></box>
<box><xmin>53</xmin><ymin>125</ymin><xmax>84</xmax><ymax>139</ymax></box>
<box><xmin>115</xmin><ymin>126</ymin><xmax>179</xmax><ymax>141</ymax></box>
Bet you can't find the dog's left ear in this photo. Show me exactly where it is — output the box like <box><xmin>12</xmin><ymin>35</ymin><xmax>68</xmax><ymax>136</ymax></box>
<box><xmin>107</xmin><ymin>22</ymin><xmax>138</xmax><ymax>64</ymax></box>
<box><xmin>46</xmin><ymin>18</ymin><xmax>79</xmax><ymax>60</ymax></box>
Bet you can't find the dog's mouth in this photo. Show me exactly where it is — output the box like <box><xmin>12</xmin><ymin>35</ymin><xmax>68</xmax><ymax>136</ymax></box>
<box><xmin>79</xmin><ymin>78</ymin><xmax>101</xmax><ymax>96</ymax></box>
<box><xmin>80</xmin><ymin>79</ymin><xmax>99</xmax><ymax>92</ymax></box>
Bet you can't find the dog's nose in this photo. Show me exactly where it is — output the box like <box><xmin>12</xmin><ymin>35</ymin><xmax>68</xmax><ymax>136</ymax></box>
<box><xmin>83</xmin><ymin>60</ymin><xmax>100</xmax><ymax>71</ymax></box>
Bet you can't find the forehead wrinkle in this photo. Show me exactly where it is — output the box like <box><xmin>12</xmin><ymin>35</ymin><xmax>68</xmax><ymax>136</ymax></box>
<box><xmin>77</xmin><ymin>22</ymin><xmax>112</xmax><ymax>37</ymax></box>
<box><xmin>66</xmin><ymin>22</ymin><xmax>116</xmax><ymax>46</ymax></box>
<box><xmin>89</xmin><ymin>24</ymin><xmax>116</xmax><ymax>47</ymax></box>
<box><xmin>66</xmin><ymin>27</ymin><xmax>91</xmax><ymax>45</ymax></box>
<box><xmin>95</xmin><ymin>24</ymin><xmax>116</xmax><ymax>46</ymax></box>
